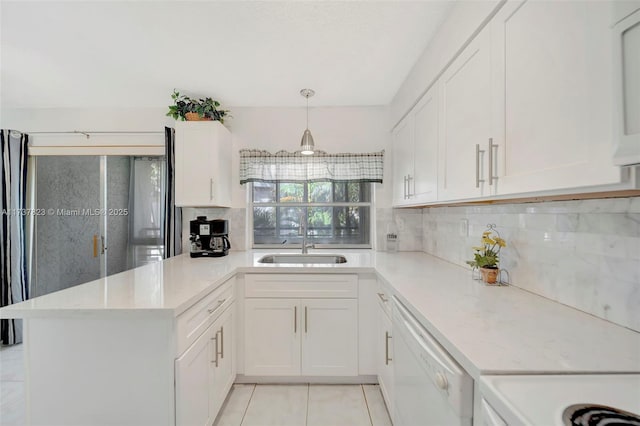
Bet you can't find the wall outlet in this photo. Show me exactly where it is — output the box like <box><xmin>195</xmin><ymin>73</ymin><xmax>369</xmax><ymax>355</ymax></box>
<box><xmin>459</xmin><ymin>219</ymin><xmax>469</xmax><ymax>237</ymax></box>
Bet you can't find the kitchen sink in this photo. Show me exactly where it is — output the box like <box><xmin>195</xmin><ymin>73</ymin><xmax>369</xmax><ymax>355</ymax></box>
<box><xmin>257</xmin><ymin>254</ymin><xmax>347</xmax><ymax>264</ymax></box>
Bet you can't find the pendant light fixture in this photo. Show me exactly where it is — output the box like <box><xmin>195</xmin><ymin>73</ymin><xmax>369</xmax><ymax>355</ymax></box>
<box><xmin>299</xmin><ymin>88</ymin><xmax>315</xmax><ymax>155</ymax></box>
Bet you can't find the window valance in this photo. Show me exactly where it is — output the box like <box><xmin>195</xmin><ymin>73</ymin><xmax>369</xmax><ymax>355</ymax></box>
<box><xmin>239</xmin><ymin>149</ymin><xmax>384</xmax><ymax>184</ymax></box>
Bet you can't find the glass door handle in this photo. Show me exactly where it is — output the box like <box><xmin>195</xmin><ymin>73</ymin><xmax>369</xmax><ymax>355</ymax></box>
<box><xmin>93</xmin><ymin>235</ymin><xmax>98</xmax><ymax>257</ymax></box>
<box><xmin>101</xmin><ymin>236</ymin><xmax>106</xmax><ymax>254</ymax></box>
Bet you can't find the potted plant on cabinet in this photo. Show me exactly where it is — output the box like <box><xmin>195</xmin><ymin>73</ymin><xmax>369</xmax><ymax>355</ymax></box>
<box><xmin>466</xmin><ymin>224</ymin><xmax>507</xmax><ymax>285</ymax></box>
<box><xmin>167</xmin><ymin>90</ymin><xmax>230</xmax><ymax>123</ymax></box>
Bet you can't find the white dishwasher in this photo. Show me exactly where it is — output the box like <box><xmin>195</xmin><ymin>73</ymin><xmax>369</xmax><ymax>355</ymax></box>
<box><xmin>392</xmin><ymin>296</ymin><xmax>473</xmax><ymax>426</ymax></box>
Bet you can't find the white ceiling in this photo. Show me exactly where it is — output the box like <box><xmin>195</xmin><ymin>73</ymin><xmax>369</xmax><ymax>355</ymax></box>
<box><xmin>1</xmin><ymin>1</ymin><xmax>454</xmax><ymax>109</ymax></box>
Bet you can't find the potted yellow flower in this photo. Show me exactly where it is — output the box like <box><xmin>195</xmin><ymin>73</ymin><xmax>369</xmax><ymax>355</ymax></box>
<box><xmin>466</xmin><ymin>225</ymin><xmax>506</xmax><ymax>284</ymax></box>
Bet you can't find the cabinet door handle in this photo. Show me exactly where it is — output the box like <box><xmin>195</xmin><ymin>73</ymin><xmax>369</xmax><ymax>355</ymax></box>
<box><xmin>475</xmin><ymin>144</ymin><xmax>485</xmax><ymax>188</ymax></box>
<box><xmin>304</xmin><ymin>306</ymin><xmax>308</xmax><ymax>334</ymax></box>
<box><xmin>210</xmin><ymin>178</ymin><xmax>214</xmax><ymax>200</ymax></box>
<box><xmin>211</xmin><ymin>334</ymin><xmax>219</xmax><ymax>367</ymax></box>
<box><xmin>407</xmin><ymin>174</ymin><xmax>413</xmax><ymax>198</ymax></box>
<box><xmin>217</xmin><ymin>327</ymin><xmax>224</xmax><ymax>360</ymax></box>
<box><xmin>385</xmin><ymin>331</ymin><xmax>392</xmax><ymax>365</ymax></box>
<box><xmin>403</xmin><ymin>175</ymin><xmax>407</xmax><ymax>199</ymax></box>
<box><xmin>294</xmin><ymin>306</ymin><xmax>297</xmax><ymax>334</ymax></box>
<box><xmin>377</xmin><ymin>292</ymin><xmax>388</xmax><ymax>303</ymax></box>
<box><xmin>488</xmin><ymin>138</ymin><xmax>497</xmax><ymax>185</ymax></box>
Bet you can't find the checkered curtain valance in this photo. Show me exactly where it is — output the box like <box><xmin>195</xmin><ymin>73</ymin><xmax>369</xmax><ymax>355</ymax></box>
<box><xmin>239</xmin><ymin>149</ymin><xmax>384</xmax><ymax>184</ymax></box>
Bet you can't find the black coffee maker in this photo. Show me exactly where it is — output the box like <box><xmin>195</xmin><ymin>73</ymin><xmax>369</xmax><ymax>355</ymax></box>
<box><xmin>189</xmin><ymin>217</ymin><xmax>231</xmax><ymax>258</ymax></box>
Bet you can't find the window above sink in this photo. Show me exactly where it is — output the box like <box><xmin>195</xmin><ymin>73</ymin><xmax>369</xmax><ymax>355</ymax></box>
<box><xmin>250</xmin><ymin>181</ymin><xmax>372</xmax><ymax>248</ymax></box>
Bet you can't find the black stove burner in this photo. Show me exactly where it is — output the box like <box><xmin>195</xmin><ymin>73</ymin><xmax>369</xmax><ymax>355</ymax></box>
<box><xmin>563</xmin><ymin>404</ymin><xmax>640</xmax><ymax>426</ymax></box>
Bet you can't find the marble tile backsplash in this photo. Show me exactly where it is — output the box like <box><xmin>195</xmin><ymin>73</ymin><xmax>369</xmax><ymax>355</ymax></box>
<box><xmin>376</xmin><ymin>208</ymin><xmax>423</xmax><ymax>252</ymax></box>
<box><xmin>420</xmin><ymin>197</ymin><xmax>640</xmax><ymax>331</ymax></box>
<box><xmin>181</xmin><ymin>208</ymin><xmax>247</xmax><ymax>252</ymax></box>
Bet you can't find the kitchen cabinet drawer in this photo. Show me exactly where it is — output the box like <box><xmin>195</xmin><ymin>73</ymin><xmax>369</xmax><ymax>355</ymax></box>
<box><xmin>245</xmin><ymin>274</ymin><xmax>357</xmax><ymax>298</ymax></box>
<box><xmin>177</xmin><ymin>278</ymin><xmax>235</xmax><ymax>354</ymax></box>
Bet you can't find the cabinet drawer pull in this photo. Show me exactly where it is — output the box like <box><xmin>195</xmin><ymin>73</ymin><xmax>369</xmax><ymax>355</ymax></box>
<box><xmin>294</xmin><ymin>306</ymin><xmax>297</xmax><ymax>334</ymax></box>
<box><xmin>377</xmin><ymin>292</ymin><xmax>389</xmax><ymax>303</ymax></box>
<box><xmin>207</xmin><ymin>299</ymin><xmax>226</xmax><ymax>314</ymax></box>
<box><xmin>385</xmin><ymin>331</ymin><xmax>392</xmax><ymax>365</ymax></box>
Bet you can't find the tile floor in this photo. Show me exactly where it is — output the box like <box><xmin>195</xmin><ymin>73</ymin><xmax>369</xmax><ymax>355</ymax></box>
<box><xmin>214</xmin><ymin>384</ymin><xmax>392</xmax><ymax>426</ymax></box>
<box><xmin>1</xmin><ymin>344</ymin><xmax>391</xmax><ymax>426</ymax></box>
<box><xmin>0</xmin><ymin>344</ymin><xmax>25</xmax><ymax>426</ymax></box>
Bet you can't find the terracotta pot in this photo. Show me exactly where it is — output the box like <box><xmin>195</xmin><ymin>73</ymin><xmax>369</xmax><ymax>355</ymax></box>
<box><xmin>184</xmin><ymin>112</ymin><xmax>212</xmax><ymax>121</ymax></box>
<box><xmin>480</xmin><ymin>267</ymin><xmax>499</xmax><ymax>285</ymax></box>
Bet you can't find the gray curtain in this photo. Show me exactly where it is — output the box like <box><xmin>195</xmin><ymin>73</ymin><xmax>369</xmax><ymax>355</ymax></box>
<box><xmin>1</xmin><ymin>130</ymin><xmax>29</xmax><ymax>345</ymax></box>
<box><xmin>163</xmin><ymin>127</ymin><xmax>182</xmax><ymax>258</ymax></box>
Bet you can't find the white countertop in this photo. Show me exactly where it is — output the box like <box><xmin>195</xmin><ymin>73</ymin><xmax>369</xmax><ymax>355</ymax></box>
<box><xmin>1</xmin><ymin>250</ymin><xmax>639</xmax><ymax>378</ymax></box>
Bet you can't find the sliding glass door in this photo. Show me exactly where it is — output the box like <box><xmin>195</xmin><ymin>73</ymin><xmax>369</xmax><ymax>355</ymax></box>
<box><xmin>33</xmin><ymin>155</ymin><xmax>165</xmax><ymax>297</ymax></box>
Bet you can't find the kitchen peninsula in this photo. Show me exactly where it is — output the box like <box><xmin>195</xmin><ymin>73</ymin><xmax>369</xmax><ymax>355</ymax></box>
<box><xmin>1</xmin><ymin>250</ymin><xmax>639</xmax><ymax>426</ymax></box>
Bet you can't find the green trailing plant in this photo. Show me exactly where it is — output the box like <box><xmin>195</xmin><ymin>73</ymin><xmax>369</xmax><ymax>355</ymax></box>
<box><xmin>166</xmin><ymin>90</ymin><xmax>230</xmax><ymax>123</ymax></box>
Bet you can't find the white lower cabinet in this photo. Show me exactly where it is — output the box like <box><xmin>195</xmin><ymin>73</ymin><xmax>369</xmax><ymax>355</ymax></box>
<box><xmin>175</xmin><ymin>323</ymin><xmax>215</xmax><ymax>426</ymax></box>
<box><xmin>244</xmin><ymin>298</ymin><xmax>358</xmax><ymax>376</ymax></box>
<box><xmin>175</xmin><ymin>304</ymin><xmax>235</xmax><ymax>426</ymax></box>
<box><xmin>377</xmin><ymin>301</ymin><xmax>394</xmax><ymax>417</ymax></box>
<box><xmin>244</xmin><ymin>298</ymin><xmax>301</xmax><ymax>376</ymax></box>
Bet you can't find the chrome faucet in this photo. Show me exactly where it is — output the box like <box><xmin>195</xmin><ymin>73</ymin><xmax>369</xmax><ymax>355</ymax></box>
<box><xmin>300</xmin><ymin>216</ymin><xmax>314</xmax><ymax>254</ymax></box>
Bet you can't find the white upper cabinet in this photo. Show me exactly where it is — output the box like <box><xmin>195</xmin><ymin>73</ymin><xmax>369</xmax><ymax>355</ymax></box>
<box><xmin>174</xmin><ymin>121</ymin><xmax>232</xmax><ymax>207</ymax></box>
<box><xmin>392</xmin><ymin>83</ymin><xmax>439</xmax><ymax>206</ymax></box>
<box><xmin>392</xmin><ymin>116</ymin><xmax>414</xmax><ymax>206</ymax></box>
<box><xmin>412</xmin><ymin>85</ymin><xmax>439</xmax><ymax>203</ymax></box>
<box><xmin>613</xmin><ymin>7</ymin><xmax>640</xmax><ymax>165</ymax></box>
<box><xmin>438</xmin><ymin>25</ymin><xmax>494</xmax><ymax>201</ymax></box>
<box><xmin>491</xmin><ymin>0</ymin><xmax>623</xmax><ymax>193</ymax></box>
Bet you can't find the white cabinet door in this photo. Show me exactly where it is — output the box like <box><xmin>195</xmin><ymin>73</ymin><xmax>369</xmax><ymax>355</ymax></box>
<box><xmin>439</xmin><ymin>25</ymin><xmax>493</xmax><ymax>201</ymax></box>
<box><xmin>244</xmin><ymin>298</ymin><xmax>301</xmax><ymax>376</ymax></box>
<box><xmin>175</xmin><ymin>121</ymin><xmax>232</xmax><ymax>207</ymax></box>
<box><xmin>211</xmin><ymin>305</ymin><xmax>236</xmax><ymax>417</ymax></box>
<box><xmin>613</xmin><ymin>8</ymin><xmax>640</xmax><ymax>165</ymax></box>
<box><xmin>411</xmin><ymin>83</ymin><xmax>439</xmax><ymax>203</ymax></box>
<box><xmin>378</xmin><ymin>307</ymin><xmax>394</xmax><ymax>418</ymax></box>
<box><xmin>301</xmin><ymin>298</ymin><xmax>358</xmax><ymax>376</ymax></box>
<box><xmin>175</xmin><ymin>324</ymin><xmax>215</xmax><ymax>426</ymax></box>
<box><xmin>392</xmin><ymin>116</ymin><xmax>414</xmax><ymax>206</ymax></box>
<box><xmin>492</xmin><ymin>0</ymin><xmax>622</xmax><ymax>192</ymax></box>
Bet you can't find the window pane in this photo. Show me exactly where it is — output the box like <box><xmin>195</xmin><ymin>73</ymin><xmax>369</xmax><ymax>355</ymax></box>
<box><xmin>278</xmin><ymin>206</ymin><xmax>302</xmax><ymax>237</ymax></box>
<box><xmin>308</xmin><ymin>207</ymin><xmax>333</xmax><ymax>237</ymax></box>
<box><xmin>334</xmin><ymin>182</ymin><xmax>347</xmax><ymax>202</ymax></box>
<box><xmin>308</xmin><ymin>182</ymin><xmax>332</xmax><ymax>203</ymax></box>
<box><xmin>253</xmin><ymin>207</ymin><xmax>276</xmax><ymax>242</ymax></box>
<box><xmin>348</xmin><ymin>182</ymin><xmax>368</xmax><ymax>202</ymax></box>
<box><xmin>253</xmin><ymin>182</ymin><xmax>275</xmax><ymax>203</ymax></box>
<box><xmin>279</xmin><ymin>183</ymin><xmax>304</xmax><ymax>202</ymax></box>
